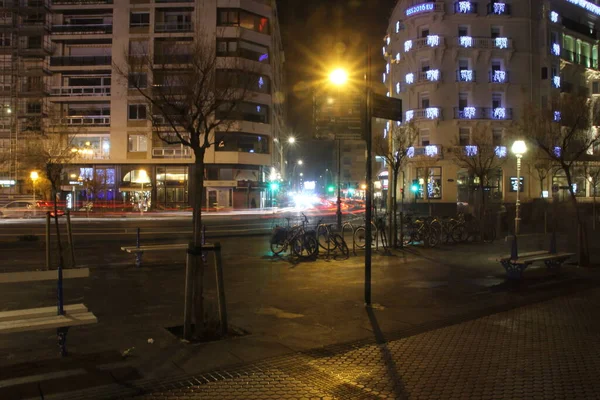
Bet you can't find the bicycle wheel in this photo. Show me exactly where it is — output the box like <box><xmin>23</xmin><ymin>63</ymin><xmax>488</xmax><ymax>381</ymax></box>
<box><xmin>333</xmin><ymin>233</ymin><xmax>349</xmax><ymax>259</ymax></box>
<box><xmin>270</xmin><ymin>241</ymin><xmax>285</xmax><ymax>255</ymax></box>
<box><xmin>354</xmin><ymin>226</ymin><xmax>367</xmax><ymax>249</ymax></box>
<box><xmin>292</xmin><ymin>234</ymin><xmax>318</xmax><ymax>259</ymax></box>
<box><xmin>451</xmin><ymin>224</ymin><xmax>468</xmax><ymax>243</ymax></box>
<box><xmin>427</xmin><ymin>226</ymin><xmax>441</xmax><ymax>247</ymax></box>
<box><xmin>316</xmin><ymin>225</ymin><xmax>333</xmax><ymax>250</ymax></box>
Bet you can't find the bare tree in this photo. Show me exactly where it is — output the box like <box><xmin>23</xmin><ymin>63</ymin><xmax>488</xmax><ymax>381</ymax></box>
<box><xmin>453</xmin><ymin>125</ymin><xmax>506</xmax><ymax>219</ymax></box>
<box><xmin>374</xmin><ymin>121</ymin><xmax>417</xmax><ymax>247</ymax></box>
<box><xmin>114</xmin><ymin>32</ymin><xmax>260</xmax><ymax>338</ymax></box>
<box><xmin>520</xmin><ymin>95</ymin><xmax>600</xmax><ymax>265</ymax></box>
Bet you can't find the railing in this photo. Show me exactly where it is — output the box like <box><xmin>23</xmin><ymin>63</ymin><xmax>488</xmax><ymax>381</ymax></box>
<box><xmin>453</xmin><ymin>107</ymin><xmax>513</xmax><ymax>120</ymax></box>
<box><xmin>456</xmin><ymin>70</ymin><xmax>476</xmax><ymax>82</ymax></box>
<box><xmin>50</xmin><ymin>86</ymin><xmax>110</xmax><ymax>96</ymax></box>
<box><xmin>154</xmin><ymin>22</ymin><xmax>193</xmax><ymax>33</ymax></box>
<box><xmin>61</xmin><ymin>115</ymin><xmax>110</xmax><ymax>126</ymax></box>
<box><xmin>152</xmin><ymin>147</ymin><xmax>191</xmax><ymax>158</ymax></box>
<box><xmin>489</xmin><ymin>70</ymin><xmax>509</xmax><ymax>83</ymax></box>
<box><xmin>409</xmin><ymin>144</ymin><xmax>443</xmax><ymax>158</ymax></box>
<box><xmin>486</xmin><ymin>2</ymin><xmax>511</xmax><ymax>15</ymax></box>
<box><xmin>453</xmin><ymin>1</ymin><xmax>478</xmax><ymax>14</ymax></box>
<box><xmin>405</xmin><ymin>107</ymin><xmax>443</xmax><ymax>122</ymax></box>
<box><xmin>52</xmin><ymin>24</ymin><xmax>113</xmax><ymax>34</ymax></box>
<box><xmin>417</xmin><ymin>70</ymin><xmax>442</xmax><ymax>83</ymax></box>
<box><xmin>560</xmin><ymin>48</ymin><xmax>596</xmax><ymax>69</ymax></box>
<box><xmin>404</xmin><ymin>35</ymin><xmax>444</xmax><ymax>52</ymax></box>
<box><xmin>456</xmin><ymin>36</ymin><xmax>513</xmax><ymax>50</ymax></box>
<box><xmin>19</xmin><ymin>21</ymin><xmax>51</xmax><ymax>31</ymax></box>
<box><xmin>50</xmin><ymin>56</ymin><xmax>112</xmax><ymax>66</ymax></box>
<box><xmin>19</xmin><ymin>42</ymin><xmax>53</xmax><ymax>55</ymax></box>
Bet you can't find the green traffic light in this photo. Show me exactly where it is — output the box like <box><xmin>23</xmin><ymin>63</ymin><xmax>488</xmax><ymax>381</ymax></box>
<box><xmin>327</xmin><ymin>186</ymin><xmax>335</xmax><ymax>193</ymax></box>
<box><xmin>411</xmin><ymin>185</ymin><xmax>419</xmax><ymax>193</ymax></box>
<box><xmin>270</xmin><ymin>182</ymin><xmax>280</xmax><ymax>191</ymax></box>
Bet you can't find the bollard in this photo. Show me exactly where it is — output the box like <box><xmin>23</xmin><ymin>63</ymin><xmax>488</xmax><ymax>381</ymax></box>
<box><xmin>213</xmin><ymin>243</ymin><xmax>228</xmax><ymax>336</ymax></box>
<box><xmin>66</xmin><ymin>211</ymin><xmax>76</xmax><ymax>268</ymax></box>
<box><xmin>135</xmin><ymin>227</ymin><xmax>143</xmax><ymax>267</ymax></box>
<box><xmin>511</xmin><ymin>234</ymin><xmax>519</xmax><ymax>260</ymax></box>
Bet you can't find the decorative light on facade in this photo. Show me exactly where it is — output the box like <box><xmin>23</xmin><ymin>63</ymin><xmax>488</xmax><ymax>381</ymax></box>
<box><xmin>565</xmin><ymin>0</ymin><xmax>600</xmax><ymax>17</ymax></box>
<box><xmin>383</xmin><ymin>72</ymin><xmax>386</xmax><ymax>83</ymax></box>
<box><xmin>258</xmin><ymin>77</ymin><xmax>264</xmax><ymax>89</ymax></box>
<box><xmin>465</xmin><ymin>146</ymin><xmax>478</xmax><ymax>156</ymax></box>
<box><xmin>405</xmin><ymin>2</ymin><xmax>435</xmax><ymax>16</ymax></box>
<box><xmin>553</xmin><ymin>76</ymin><xmax>561</xmax><ymax>88</ymax></box>
<box><xmin>495</xmin><ymin>146</ymin><xmax>507</xmax><ymax>158</ymax></box>
<box><xmin>396</xmin><ymin>21</ymin><xmax>400</xmax><ymax>33</ymax></box>
<box><xmin>554</xmin><ymin>111</ymin><xmax>561</xmax><ymax>121</ymax></box>
<box><xmin>495</xmin><ymin>37</ymin><xmax>509</xmax><ymax>49</ymax></box>
<box><xmin>396</xmin><ymin>82</ymin><xmax>401</xmax><ymax>94</ymax></box>
<box><xmin>406</xmin><ymin>73</ymin><xmax>414</xmax><ymax>84</ymax></box>
<box><xmin>404</xmin><ymin>40</ymin><xmax>413</xmax><ymax>52</ymax></box>
<box><xmin>396</xmin><ymin>53</ymin><xmax>401</xmax><ymax>61</ymax></box>
<box><xmin>552</xmin><ymin>43</ymin><xmax>561</xmax><ymax>56</ymax></box>
<box><xmin>493</xmin><ymin>70</ymin><xmax>507</xmax><ymax>83</ymax></box>
<box><xmin>458</xmin><ymin>1</ymin><xmax>472</xmax><ymax>13</ymax></box>
<box><xmin>426</xmin><ymin>69</ymin><xmax>440</xmax><ymax>81</ymax></box>
<box><xmin>426</xmin><ymin>107</ymin><xmax>439</xmax><ymax>119</ymax></box>
<box><xmin>406</xmin><ymin>110</ymin><xmax>414</xmax><ymax>121</ymax></box>
<box><xmin>554</xmin><ymin>146</ymin><xmax>562</xmax><ymax>157</ymax></box>
<box><xmin>493</xmin><ymin>107</ymin><xmax>506</xmax><ymax>119</ymax></box>
<box><xmin>427</xmin><ymin>35</ymin><xmax>440</xmax><ymax>47</ymax></box>
<box><xmin>460</xmin><ymin>70</ymin><xmax>473</xmax><ymax>82</ymax></box>
<box><xmin>493</xmin><ymin>3</ymin><xmax>506</xmax><ymax>14</ymax></box>
<box><xmin>382</xmin><ymin>46</ymin><xmax>386</xmax><ymax>56</ymax></box>
<box><xmin>550</xmin><ymin>11</ymin><xmax>559</xmax><ymax>23</ymax></box>
<box><xmin>460</xmin><ymin>36</ymin><xmax>473</xmax><ymax>48</ymax></box>
<box><xmin>425</xmin><ymin>145</ymin><xmax>439</xmax><ymax>157</ymax></box>
<box><xmin>464</xmin><ymin>107</ymin><xmax>477</xmax><ymax>119</ymax></box>
<box><xmin>386</xmin><ymin>63</ymin><xmax>390</xmax><ymax>74</ymax></box>
<box><xmin>407</xmin><ymin>146</ymin><xmax>415</xmax><ymax>158</ymax></box>
<box><xmin>386</xmin><ymin>36</ymin><xmax>391</xmax><ymax>45</ymax></box>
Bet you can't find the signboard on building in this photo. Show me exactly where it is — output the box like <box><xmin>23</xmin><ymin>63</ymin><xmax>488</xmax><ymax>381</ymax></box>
<box><xmin>371</xmin><ymin>94</ymin><xmax>403</xmax><ymax>121</ymax></box>
<box><xmin>313</xmin><ymin>90</ymin><xmax>363</xmax><ymax>141</ymax></box>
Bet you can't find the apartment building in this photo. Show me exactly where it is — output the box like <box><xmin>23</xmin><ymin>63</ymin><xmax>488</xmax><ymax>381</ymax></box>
<box><xmin>384</xmin><ymin>0</ymin><xmax>600</xmax><ymax>213</ymax></box>
<box><xmin>0</xmin><ymin>0</ymin><xmax>286</xmax><ymax>210</ymax></box>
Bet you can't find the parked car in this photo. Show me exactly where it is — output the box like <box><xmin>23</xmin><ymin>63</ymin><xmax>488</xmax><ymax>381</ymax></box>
<box><xmin>0</xmin><ymin>200</ymin><xmax>64</xmax><ymax>218</ymax></box>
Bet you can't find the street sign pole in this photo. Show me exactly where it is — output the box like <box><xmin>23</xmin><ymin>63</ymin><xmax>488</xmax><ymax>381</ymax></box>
<box><xmin>365</xmin><ymin>46</ymin><xmax>373</xmax><ymax>306</ymax></box>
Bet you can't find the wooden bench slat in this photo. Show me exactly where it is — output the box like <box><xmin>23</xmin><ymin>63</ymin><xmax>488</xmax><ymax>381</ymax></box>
<box><xmin>0</xmin><ymin>304</ymin><xmax>88</xmax><ymax>323</ymax></box>
<box><xmin>496</xmin><ymin>251</ymin><xmax>548</xmax><ymax>262</ymax></box>
<box><xmin>0</xmin><ymin>312</ymin><xmax>97</xmax><ymax>334</ymax></box>
<box><xmin>0</xmin><ymin>268</ymin><xmax>90</xmax><ymax>284</ymax></box>
<box><xmin>514</xmin><ymin>252</ymin><xmax>575</xmax><ymax>264</ymax></box>
<box><xmin>121</xmin><ymin>244</ymin><xmax>187</xmax><ymax>253</ymax></box>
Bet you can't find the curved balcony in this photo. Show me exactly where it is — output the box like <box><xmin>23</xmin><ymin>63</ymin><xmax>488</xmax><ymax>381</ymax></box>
<box><xmin>404</xmin><ymin>35</ymin><xmax>444</xmax><ymax>53</ymax></box>
<box><xmin>453</xmin><ymin>107</ymin><xmax>513</xmax><ymax>120</ymax></box>
<box><xmin>456</xmin><ymin>36</ymin><xmax>512</xmax><ymax>50</ymax></box>
<box><xmin>405</xmin><ymin>70</ymin><xmax>442</xmax><ymax>85</ymax></box>
<box><xmin>405</xmin><ymin>107</ymin><xmax>443</xmax><ymax>122</ymax></box>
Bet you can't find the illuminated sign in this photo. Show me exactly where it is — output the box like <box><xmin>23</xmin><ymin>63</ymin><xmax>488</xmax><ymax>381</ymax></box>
<box><xmin>510</xmin><ymin>177</ymin><xmax>524</xmax><ymax>192</ymax></box>
<box><xmin>566</xmin><ymin>0</ymin><xmax>600</xmax><ymax>17</ymax></box>
<box><xmin>304</xmin><ymin>181</ymin><xmax>316</xmax><ymax>190</ymax></box>
<box><xmin>0</xmin><ymin>179</ymin><xmax>15</xmax><ymax>186</ymax></box>
<box><xmin>406</xmin><ymin>2</ymin><xmax>435</xmax><ymax>16</ymax></box>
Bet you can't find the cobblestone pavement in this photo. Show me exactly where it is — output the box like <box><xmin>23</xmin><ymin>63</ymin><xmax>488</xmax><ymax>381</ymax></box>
<box><xmin>53</xmin><ymin>287</ymin><xmax>600</xmax><ymax>400</ymax></box>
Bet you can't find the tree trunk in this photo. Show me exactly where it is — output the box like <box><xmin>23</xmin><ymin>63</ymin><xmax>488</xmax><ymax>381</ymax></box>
<box><xmin>564</xmin><ymin>166</ymin><xmax>590</xmax><ymax>266</ymax></box>
<box><xmin>191</xmin><ymin>150</ymin><xmax>206</xmax><ymax>335</ymax></box>
<box><xmin>392</xmin><ymin>167</ymin><xmax>399</xmax><ymax>248</ymax></box>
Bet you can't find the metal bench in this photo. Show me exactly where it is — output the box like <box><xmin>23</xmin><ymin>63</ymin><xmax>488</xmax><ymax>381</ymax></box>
<box><xmin>0</xmin><ymin>268</ymin><xmax>97</xmax><ymax>356</ymax></box>
<box><xmin>496</xmin><ymin>234</ymin><xmax>574</xmax><ymax>279</ymax></box>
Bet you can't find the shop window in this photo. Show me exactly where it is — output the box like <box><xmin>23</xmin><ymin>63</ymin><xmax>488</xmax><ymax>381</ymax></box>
<box><xmin>416</xmin><ymin>167</ymin><xmax>442</xmax><ymax>199</ymax></box>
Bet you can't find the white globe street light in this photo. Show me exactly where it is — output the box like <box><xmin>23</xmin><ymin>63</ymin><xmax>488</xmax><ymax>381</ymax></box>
<box><xmin>511</xmin><ymin>140</ymin><xmax>527</xmax><ymax>235</ymax></box>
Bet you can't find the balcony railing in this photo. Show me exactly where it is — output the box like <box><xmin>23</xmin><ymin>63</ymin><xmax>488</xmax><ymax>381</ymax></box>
<box><xmin>50</xmin><ymin>86</ymin><xmax>111</xmax><ymax>96</ymax></box>
<box><xmin>50</xmin><ymin>56</ymin><xmax>112</xmax><ymax>66</ymax></box>
<box><xmin>404</xmin><ymin>35</ymin><xmax>444</xmax><ymax>52</ymax></box>
<box><xmin>489</xmin><ymin>70</ymin><xmax>509</xmax><ymax>83</ymax></box>
<box><xmin>405</xmin><ymin>70</ymin><xmax>442</xmax><ymax>85</ymax></box>
<box><xmin>456</xmin><ymin>69</ymin><xmax>476</xmax><ymax>82</ymax></box>
<box><xmin>454</xmin><ymin>1</ymin><xmax>478</xmax><ymax>14</ymax></box>
<box><xmin>486</xmin><ymin>2</ymin><xmax>511</xmax><ymax>15</ymax></box>
<box><xmin>152</xmin><ymin>147</ymin><xmax>191</xmax><ymax>158</ymax></box>
<box><xmin>456</xmin><ymin>36</ymin><xmax>513</xmax><ymax>50</ymax></box>
<box><xmin>52</xmin><ymin>24</ymin><xmax>113</xmax><ymax>34</ymax></box>
<box><xmin>561</xmin><ymin>48</ymin><xmax>597</xmax><ymax>69</ymax></box>
<box><xmin>154</xmin><ymin>22</ymin><xmax>193</xmax><ymax>33</ymax></box>
<box><xmin>405</xmin><ymin>107</ymin><xmax>443</xmax><ymax>122</ymax></box>
<box><xmin>61</xmin><ymin>115</ymin><xmax>110</xmax><ymax>126</ymax></box>
<box><xmin>408</xmin><ymin>144</ymin><xmax>443</xmax><ymax>158</ymax></box>
<box><xmin>19</xmin><ymin>42</ymin><xmax>53</xmax><ymax>55</ymax></box>
<box><xmin>454</xmin><ymin>107</ymin><xmax>513</xmax><ymax>120</ymax></box>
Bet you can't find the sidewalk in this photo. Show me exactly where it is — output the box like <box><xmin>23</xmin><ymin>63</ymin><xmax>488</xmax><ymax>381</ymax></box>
<box><xmin>45</xmin><ymin>285</ymin><xmax>600</xmax><ymax>399</ymax></box>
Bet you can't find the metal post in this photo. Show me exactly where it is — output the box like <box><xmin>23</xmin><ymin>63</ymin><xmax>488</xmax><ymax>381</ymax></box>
<box><xmin>135</xmin><ymin>227</ymin><xmax>142</xmax><ymax>267</ymax></box>
<box><xmin>365</xmin><ymin>46</ymin><xmax>373</xmax><ymax>306</ymax></box>
<box><xmin>336</xmin><ymin>139</ymin><xmax>342</xmax><ymax>231</ymax></box>
<box><xmin>183</xmin><ymin>243</ymin><xmax>195</xmax><ymax>340</ymax></box>
<box><xmin>45</xmin><ymin>212</ymin><xmax>50</xmax><ymax>270</ymax></box>
<box><xmin>66</xmin><ymin>211</ymin><xmax>76</xmax><ymax>267</ymax></box>
<box><xmin>213</xmin><ymin>243</ymin><xmax>228</xmax><ymax>336</ymax></box>
<box><xmin>515</xmin><ymin>155</ymin><xmax>522</xmax><ymax>235</ymax></box>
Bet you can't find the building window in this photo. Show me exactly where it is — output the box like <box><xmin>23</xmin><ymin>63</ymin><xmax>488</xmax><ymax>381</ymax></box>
<box><xmin>128</xmin><ymin>134</ymin><xmax>147</xmax><ymax>152</ymax></box>
<box><xmin>420</xmin><ymin>128</ymin><xmax>430</xmax><ymax>146</ymax></box>
<box><xmin>492</xmin><ymin>93</ymin><xmax>503</xmax><ymax>108</ymax></box>
<box><xmin>593</xmin><ymin>81</ymin><xmax>600</xmax><ymax>94</ymax></box>
<box><xmin>216</xmin><ymin>70</ymin><xmax>270</xmax><ymax>93</ymax></box>
<box><xmin>459</xmin><ymin>127</ymin><xmax>471</xmax><ymax>145</ymax></box>
<box><xmin>491</xmin><ymin>25</ymin><xmax>502</xmax><ymax>38</ymax></box>
<box><xmin>458</xmin><ymin>92</ymin><xmax>468</xmax><ymax>110</ymax></box>
<box><xmin>217</xmin><ymin>8</ymin><xmax>270</xmax><ymax>35</ymax></box>
<box><xmin>216</xmin><ymin>101</ymin><xmax>269</xmax><ymax>123</ymax></box>
<box><xmin>128</xmin><ymin>104</ymin><xmax>147</xmax><ymax>120</ymax></box>
<box><xmin>458</xmin><ymin>25</ymin><xmax>469</xmax><ymax>36</ymax></box>
<box><xmin>130</xmin><ymin>12</ymin><xmax>149</xmax><ymax>28</ymax></box>
<box><xmin>492</xmin><ymin>128</ymin><xmax>503</xmax><ymax>146</ymax></box>
<box><xmin>416</xmin><ymin>167</ymin><xmax>442</xmax><ymax>199</ymax></box>
<box><xmin>128</xmin><ymin>73</ymin><xmax>147</xmax><ymax>89</ymax></box>
<box><xmin>216</xmin><ymin>39</ymin><xmax>270</xmax><ymax>63</ymax></box>
<box><xmin>0</xmin><ymin>33</ymin><xmax>10</xmax><ymax>47</ymax></box>
<box><xmin>216</xmin><ymin>133</ymin><xmax>269</xmax><ymax>154</ymax></box>
<box><xmin>419</xmin><ymin>26</ymin><xmax>429</xmax><ymax>37</ymax></box>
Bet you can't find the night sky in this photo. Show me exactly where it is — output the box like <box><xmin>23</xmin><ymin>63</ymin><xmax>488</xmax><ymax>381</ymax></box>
<box><xmin>276</xmin><ymin>0</ymin><xmax>397</xmax><ymax>179</ymax></box>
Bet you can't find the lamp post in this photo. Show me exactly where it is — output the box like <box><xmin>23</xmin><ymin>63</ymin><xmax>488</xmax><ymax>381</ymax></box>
<box><xmin>138</xmin><ymin>169</ymin><xmax>149</xmax><ymax>215</ymax></box>
<box><xmin>511</xmin><ymin>140</ymin><xmax>527</xmax><ymax>235</ymax></box>
<box><xmin>30</xmin><ymin>171</ymin><xmax>39</xmax><ymax>216</ymax></box>
<box><xmin>329</xmin><ymin>68</ymin><xmax>348</xmax><ymax>231</ymax></box>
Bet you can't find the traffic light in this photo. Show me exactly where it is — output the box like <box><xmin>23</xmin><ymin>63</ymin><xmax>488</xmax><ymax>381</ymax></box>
<box><xmin>410</xmin><ymin>179</ymin><xmax>419</xmax><ymax>193</ymax></box>
<box><xmin>327</xmin><ymin>185</ymin><xmax>335</xmax><ymax>193</ymax></box>
<box><xmin>269</xmin><ymin>182</ymin><xmax>280</xmax><ymax>191</ymax></box>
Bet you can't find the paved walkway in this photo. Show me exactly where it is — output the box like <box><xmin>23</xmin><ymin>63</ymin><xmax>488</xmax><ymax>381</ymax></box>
<box><xmin>44</xmin><ymin>286</ymin><xmax>600</xmax><ymax>400</ymax></box>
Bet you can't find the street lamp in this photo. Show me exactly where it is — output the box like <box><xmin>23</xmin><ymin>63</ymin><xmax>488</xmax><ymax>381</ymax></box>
<box><xmin>511</xmin><ymin>140</ymin><xmax>527</xmax><ymax>235</ymax></box>
<box><xmin>328</xmin><ymin>68</ymin><xmax>349</xmax><ymax>231</ymax></box>
<box><xmin>137</xmin><ymin>169</ymin><xmax>149</xmax><ymax>215</ymax></box>
<box><xmin>30</xmin><ymin>171</ymin><xmax>39</xmax><ymax>215</ymax></box>
<box><xmin>288</xmin><ymin>136</ymin><xmax>295</xmax><ymax>144</ymax></box>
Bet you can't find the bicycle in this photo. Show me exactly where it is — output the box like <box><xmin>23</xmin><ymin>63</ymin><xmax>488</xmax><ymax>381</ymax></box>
<box><xmin>451</xmin><ymin>213</ymin><xmax>496</xmax><ymax>244</ymax></box>
<box><xmin>270</xmin><ymin>214</ymin><xmax>318</xmax><ymax>259</ymax></box>
<box><xmin>353</xmin><ymin>219</ymin><xmax>378</xmax><ymax>249</ymax></box>
<box><xmin>403</xmin><ymin>214</ymin><xmax>440</xmax><ymax>247</ymax></box>
<box><xmin>316</xmin><ymin>223</ymin><xmax>349</xmax><ymax>259</ymax></box>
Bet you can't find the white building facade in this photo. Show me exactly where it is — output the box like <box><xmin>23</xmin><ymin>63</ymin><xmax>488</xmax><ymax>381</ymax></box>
<box><xmin>384</xmin><ymin>0</ymin><xmax>600</xmax><ymax>214</ymax></box>
<box><xmin>0</xmin><ymin>0</ymin><xmax>285</xmax><ymax>210</ymax></box>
